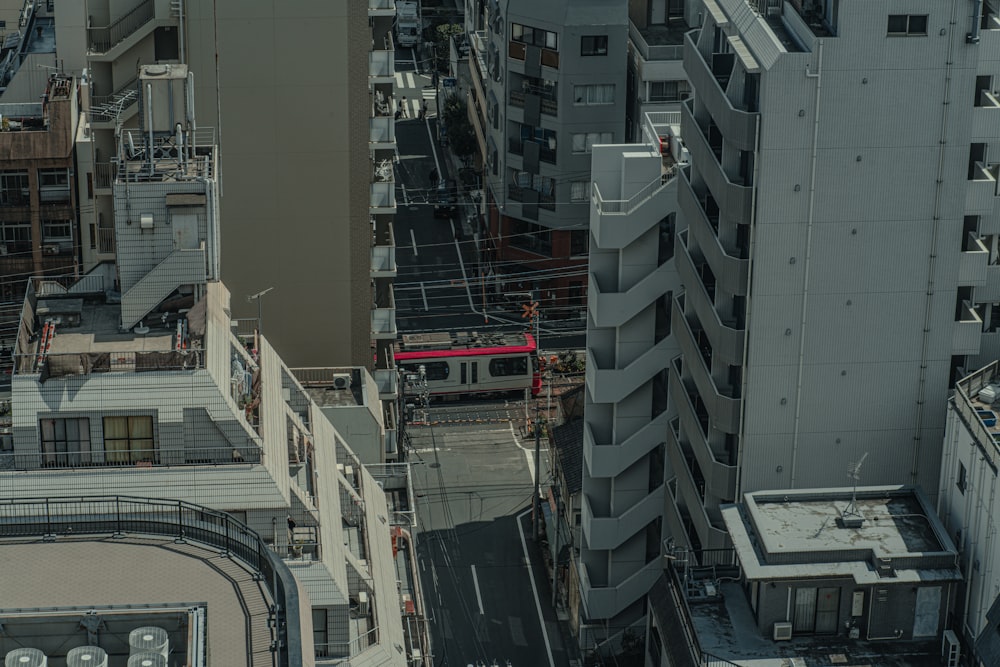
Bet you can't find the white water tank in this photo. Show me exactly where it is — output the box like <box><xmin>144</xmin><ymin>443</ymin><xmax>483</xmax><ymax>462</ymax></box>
<box><xmin>128</xmin><ymin>627</ymin><xmax>169</xmax><ymax>658</ymax></box>
<box><xmin>5</xmin><ymin>649</ymin><xmax>46</xmax><ymax>667</ymax></box>
<box><xmin>126</xmin><ymin>654</ymin><xmax>166</xmax><ymax>667</ymax></box>
<box><xmin>66</xmin><ymin>647</ymin><xmax>108</xmax><ymax>667</ymax></box>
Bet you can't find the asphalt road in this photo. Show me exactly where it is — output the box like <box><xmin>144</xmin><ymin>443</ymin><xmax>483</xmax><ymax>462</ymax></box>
<box><xmin>409</xmin><ymin>424</ymin><xmax>569</xmax><ymax>667</ymax></box>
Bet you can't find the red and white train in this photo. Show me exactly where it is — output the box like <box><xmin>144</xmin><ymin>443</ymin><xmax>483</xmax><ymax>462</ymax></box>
<box><xmin>394</xmin><ymin>331</ymin><xmax>542</xmax><ymax>398</ymax></box>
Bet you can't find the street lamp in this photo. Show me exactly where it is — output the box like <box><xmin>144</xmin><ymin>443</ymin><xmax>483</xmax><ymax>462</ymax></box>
<box><xmin>246</xmin><ymin>287</ymin><xmax>275</xmax><ymax>335</ymax></box>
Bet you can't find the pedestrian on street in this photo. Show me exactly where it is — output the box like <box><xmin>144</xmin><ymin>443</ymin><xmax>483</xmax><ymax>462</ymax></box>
<box><xmin>429</xmin><ymin>168</ymin><xmax>439</xmax><ymax>185</ymax></box>
<box><xmin>399</xmin><ymin>96</ymin><xmax>408</xmax><ymax>118</ymax></box>
<box><xmin>420</xmin><ymin>100</ymin><xmax>428</xmax><ymax>120</ymax></box>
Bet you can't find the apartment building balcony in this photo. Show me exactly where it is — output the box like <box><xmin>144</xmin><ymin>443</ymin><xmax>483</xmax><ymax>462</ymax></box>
<box><xmin>682</xmin><ymin>33</ymin><xmax>757</xmax><ymax>151</ymax></box>
<box><xmin>583</xmin><ymin>411</ymin><xmax>671</xmax><ymax>479</ymax></box>
<box><xmin>371</xmin><ymin>286</ymin><xmax>396</xmax><ymax>341</ymax></box>
<box><xmin>368</xmin><ymin>0</ymin><xmax>395</xmax><ymax>16</ymax></box>
<box><xmin>590</xmin><ymin>175</ymin><xmax>678</xmax><ymax>250</ymax></box>
<box><xmin>373</xmin><ymin>368</ymin><xmax>397</xmax><ymax>400</ymax></box>
<box><xmin>966</xmin><ymin>162</ymin><xmax>1000</xmax><ymax>215</ymax></box>
<box><xmin>667</xmin><ymin>429</ymin><xmax>729</xmax><ymax>550</ymax></box>
<box><xmin>680</xmin><ymin>170</ymin><xmax>748</xmax><ymax>296</ymax></box>
<box><xmin>369</xmin><ymin>116</ymin><xmax>396</xmax><ymax>150</ymax></box>
<box><xmin>371</xmin><ymin>222</ymin><xmax>396</xmax><ymax>278</ymax></box>
<box><xmin>508</xmin><ymin>137</ymin><xmax>557</xmax><ymax>165</ymax></box>
<box><xmin>97</xmin><ymin>227</ymin><xmax>116</xmax><ymax>255</ymax></box>
<box><xmin>582</xmin><ymin>484</ymin><xmax>665</xmax><ymax>551</ymax></box>
<box><xmin>960</xmin><ymin>232</ymin><xmax>989</xmax><ymax>286</ymax></box>
<box><xmin>578</xmin><ymin>557</ymin><xmax>662</xmax><ymax>621</ymax></box>
<box><xmin>94</xmin><ymin>162</ymin><xmax>116</xmax><ymax>191</ymax></box>
<box><xmin>369</xmin><ymin>45</ymin><xmax>395</xmax><ymax>85</ymax></box>
<box><xmin>980</xmin><ymin>15</ymin><xmax>1000</xmax><ymax>61</ymax></box>
<box><xmin>975</xmin><ymin>263</ymin><xmax>1000</xmax><ymax>302</ymax></box>
<box><xmin>681</xmin><ymin>100</ymin><xmax>753</xmax><ymax>223</ymax></box>
<box><xmin>369</xmin><ymin>182</ymin><xmax>396</xmax><ymax>214</ymax></box>
<box><xmin>672</xmin><ymin>297</ymin><xmax>741</xmax><ymax>434</ymax></box>
<box><xmin>629</xmin><ymin>19</ymin><xmax>685</xmax><ymax>62</ymax></box>
<box><xmin>954</xmin><ymin>300</ymin><xmax>983</xmax><ymax>355</ymax></box>
<box><xmin>667</xmin><ymin>415</ymin><xmax>736</xmax><ymax>503</ymax></box>
<box><xmin>586</xmin><ymin>337</ymin><xmax>673</xmax><ymax>405</ymax></box>
<box><xmin>509</xmin><ymin>88</ymin><xmax>558</xmax><ymax>118</ymax></box>
<box><xmin>676</xmin><ymin>239</ymin><xmax>743</xmax><ymax>366</ymax></box>
<box><xmin>588</xmin><ymin>260</ymin><xmax>672</xmax><ymax>329</ymax></box>
<box><xmin>86</xmin><ymin>0</ymin><xmax>162</xmax><ymax>59</ymax></box>
<box><xmin>973</xmin><ymin>91</ymin><xmax>1000</xmax><ymax>140</ymax></box>
<box><xmin>662</xmin><ymin>481</ymin><xmax>692</xmax><ymax>551</ymax></box>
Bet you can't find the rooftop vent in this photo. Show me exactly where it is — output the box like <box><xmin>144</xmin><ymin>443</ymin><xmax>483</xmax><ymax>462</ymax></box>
<box><xmin>128</xmin><ymin>627</ymin><xmax>168</xmax><ymax>659</ymax></box>
<box><xmin>126</xmin><ymin>655</ymin><xmax>166</xmax><ymax>667</ymax></box>
<box><xmin>66</xmin><ymin>647</ymin><xmax>108</xmax><ymax>667</ymax></box>
<box><xmin>5</xmin><ymin>649</ymin><xmax>46</xmax><ymax>667</ymax></box>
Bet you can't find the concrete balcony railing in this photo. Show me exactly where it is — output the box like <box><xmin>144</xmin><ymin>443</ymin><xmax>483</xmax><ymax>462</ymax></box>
<box><xmin>679</xmin><ymin>169</ymin><xmax>748</xmax><ymax>296</ymax></box>
<box><xmin>373</xmin><ymin>368</ymin><xmax>398</xmax><ymax>400</ymax></box>
<box><xmin>954</xmin><ymin>300</ymin><xmax>983</xmax><ymax>355</ymax></box>
<box><xmin>675</xmin><ymin>239</ymin><xmax>743</xmax><ymax>366</ymax></box>
<box><xmin>590</xmin><ymin>176</ymin><xmax>678</xmax><ymax>250</ymax></box>
<box><xmin>582</xmin><ymin>484</ymin><xmax>666</xmax><ymax>551</ymax></box>
<box><xmin>586</xmin><ymin>337</ymin><xmax>674</xmax><ymax>405</ymax></box>
<box><xmin>973</xmin><ymin>91</ymin><xmax>1000</xmax><ymax>139</ymax></box>
<box><xmin>369</xmin><ymin>49</ymin><xmax>395</xmax><ymax>83</ymax></box>
<box><xmin>371</xmin><ymin>287</ymin><xmax>397</xmax><ymax>341</ymax></box>
<box><xmin>368</xmin><ymin>0</ymin><xmax>395</xmax><ymax>15</ymax></box>
<box><xmin>370</xmin><ymin>116</ymin><xmax>395</xmax><ymax>149</ymax></box>
<box><xmin>583</xmin><ymin>411</ymin><xmax>671</xmax><ymax>479</ymax></box>
<box><xmin>959</xmin><ymin>233</ymin><xmax>989</xmax><ymax>286</ymax></box>
<box><xmin>667</xmin><ymin>414</ymin><xmax>736</xmax><ymax>503</ymax></box>
<box><xmin>588</xmin><ymin>260</ymin><xmax>672</xmax><ymax>329</ymax></box>
<box><xmin>370</xmin><ymin>182</ymin><xmax>396</xmax><ymax>213</ymax></box>
<box><xmin>667</xmin><ymin>430</ymin><xmax>729</xmax><ymax>550</ymax></box>
<box><xmin>673</xmin><ymin>298</ymin><xmax>741</xmax><ymax>434</ymax></box>
<box><xmin>669</xmin><ymin>363</ymin><xmax>707</xmax><ymax>457</ymax></box>
<box><xmin>975</xmin><ymin>263</ymin><xmax>1000</xmax><ymax>303</ymax></box>
<box><xmin>682</xmin><ymin>32</ymin><xmax>757</xmax><ymax>151</ymax></box>
<box><xmin>629</xmin><ymin>19</ymin><xmax>684</xmax><ymax>62</ymax></box>
<box><xmin>966</xmin><ymin>162</ymin><xmax>999</xmax><ymax>215</ymax></box>
<box><xmin>578</xmin><ymin>556</ymin><xmax>662</xmax><ymax>621</ymax></box>
<box><xmin>681</xmin><ymin>99</ymin><xmax>753</xmax><ymax>223</ymax></box>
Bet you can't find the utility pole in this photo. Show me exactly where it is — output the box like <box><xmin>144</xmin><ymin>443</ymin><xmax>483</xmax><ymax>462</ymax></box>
<box><xmin>551</xmin><ymin>472</ymin><xmax>561</xmax><ymax>608</ymax></box>
<box><xmin>532</xmin><ymin>404</ymin><xmax>542</xmax><ymax>541</ymax></box>
<box><xmin>246</xmin><ymin>287</ymin><xmax>275</xmax><ymax>335</ymax></box>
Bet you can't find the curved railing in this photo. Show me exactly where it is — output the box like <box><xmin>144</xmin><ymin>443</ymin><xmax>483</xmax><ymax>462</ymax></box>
<box><xmin>0</xmin><ymin>495</ymin><xmax>306</xmax><ymax>667</ymax></box>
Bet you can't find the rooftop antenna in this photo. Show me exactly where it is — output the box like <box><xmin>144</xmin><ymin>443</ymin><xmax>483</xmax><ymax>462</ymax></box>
<box><xmin>840</xmin><ymin>451</ymin><xmax>869</xmax><ymax>527</ymax></box>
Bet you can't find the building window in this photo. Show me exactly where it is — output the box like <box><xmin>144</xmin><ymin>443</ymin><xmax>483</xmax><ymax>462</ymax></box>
<box><xmin>489</xmin><ymin>357</ymin><xmax>528</xmax><ymax>376</ymax></box>
<box><xmin>40</xmin><ymin>418</ymin><xmax>91</xmax><ymax>467</ymax></box>
<box><xmin>103</xmin><ymin>416</ymin><xmax>156</xmax><ymax>464</ymax></box>
<box><xmin>0</xmin><ymin>171</ymin><xmax>29</xmax><ymax>206</ymax></box>
<box><xmin>570</xmin><ymin>181</ymin><xmax>591</xmax><ymax>202</ymax></box>
<box><xmin>38</xmin><ymin>168</ymin><xmax>70</xmax><ymax>203</ymax></box>
<box><xmin>570</xmin><ymin>229</ymin><xmax>589</xmax><ymax>255</ymax></box>
<box><xmin>958</xmin><ymin>461</ymin><xmax>967</xmax><ymax>494</ymax></box>
<box><xmin>509</xmin><ymin>217</ymin><xmax>552</xmax><ymax>255</ymax></box>
<box><xmin>0</xmin><ymin>220</ymin><xmax>31</xmax><ymax>253</ymax></box>
<box><xmin>887</xmin><ymin>14</ymin><xmax>928</xmax><ymax>35</ymax></box>
<box><xmin>574</xmin><ymin>84</ymin><xmax>615</xmax><ymax>105</ymax></box>
<box><xmin>648</xmin><ymin>80</ymin><xmax>691</xmax><ymax>103</ymax></box>
<box><xmin>509</xmin><ymin>170</ymin><xmax>556</xmax><ymax>211</ymax></box>
<box><xmin>313</xmin><ymin>608</ymin><xmax>328</xmax><ymax>657</ymax></box>
<box><xmin>581</xmin><ymin>35</ymin><xmax>608</xmax><ymax>56</ymax></box>
<box><xmin>571</xmin><ymin>132</ymin><xmax>613</xmax><ymax>153</ymax></box>
<box><xmin>43</xmin><ymin>219</ymin><xmax>73</xmax><ymax>242</ymax></box>
<box><xmin>512</xmin><ymin>23</ymin><xmax>557</xmax><ymax>50</ymax></box>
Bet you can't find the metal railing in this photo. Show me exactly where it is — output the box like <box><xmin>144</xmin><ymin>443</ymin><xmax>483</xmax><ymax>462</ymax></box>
<box><xmin>87</xmin><ymin>0</ymin><xmax>155</xmax><ymax>53</ymax></box>
<box><xmin>628</xmin><ymin>20</ymin><xmax>685</xmax><ymax>61</ymax></box>
<box><xmin>0</xmin><ymin>495</ymin><xmax>305</xmax><ymax>667</ymax></box>
<box><xmin>592</xmin><ymin>171</ymin><xmax>675</xmax><ymax>216</ymax></box>
<box><xmin>97</xmin><ymin>227</ymin><xmax>116</xmax><ymax>254</ymax></box>
<box><xmin>0</xmin><ymin>446</ymin><xmax>263</xmax><ymax>471</ymax></box>
<box><xmin>94</xmin><ymin>162</ymin><xmax>115</xmax><ymax>189</ymax></box>
<box><xmin>314</xmin><ymin>626</ymin><xmax>380</xmax><ymax>660</ymax></box>
<box><xmin>15</xmin><ymin>349</ymin><xmax>205</xmax><ymax>376</ymax></box>
<box><xmin>509</xmin><ymin>89</ymin><xmax>558</xmax><ymax>116</ymax></box>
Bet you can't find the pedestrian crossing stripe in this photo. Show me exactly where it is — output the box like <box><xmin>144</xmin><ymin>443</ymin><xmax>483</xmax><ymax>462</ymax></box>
<box><xmin>393</xmin><ymin>71</ymin><xmax>431</xmax><ymax>89</ymax></box>
<box><xmin>421</xmin><ymin>88</ymin><xmax>436</xmax><ymax>100</ymax></box>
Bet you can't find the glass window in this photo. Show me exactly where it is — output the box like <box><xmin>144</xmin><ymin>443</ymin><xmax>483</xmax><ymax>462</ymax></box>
<box><xmin>571</xmin><ymin>132</ymin><xmax>613</xmax><ymax>153</ymax></box>
<box><xmin>0</xmin><ymin>171</ymin><xmax>29</xmax><ymax>206</ymax></box>
<box><xmin>649</xmin><ymin>81</ymin><xmax>681</xmax><ymax>102</ymax></box>
<box><xmin>570</xmin><ymin>229</ymin><xmax>589</xmax><ymax>255</ymax></box>
<box><xmin>103</xmin><ymin>415</ymin><xmax>156</xmax><ymax>464</ymax></box>
<box><xmin>40</xmin><ymin>417</ymin><xmax>91</xmax><ymax>467</ymax></box>
<box><xmin>887</xmin><ymin>14</ymin><xmax>928</xmax><ymax>35</ymax></box>
<box><xmin>581</xmin><ymin>35</ymin><xmax>608</xmax><ymax>56</ymax></box>
<box><xmin>570</xmin><ymin>181</ymin><xmax>591</xmax><ymax>202</ymax></box>
<box><xmin>38</xmin><ymin>168</ymin><xmax>68</xmax><ymax>187</ymax></box>
<box><xmin>574</xmin><ymin>84</ymin><xmax>615</xmax><ymax>105</ymax></box>
<box><xmin>489</xmin><ymin>356</ymin><xmax>529</xmax><ymax>376</ymax></box>
<box><xmin>43</xmin><ymin>219</ymin><xmax>73</xmax><ymax>241</ymax></box>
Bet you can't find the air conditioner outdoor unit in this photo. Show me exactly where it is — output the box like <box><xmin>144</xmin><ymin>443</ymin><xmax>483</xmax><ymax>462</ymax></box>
<box><xmin>43</xmin><ymin>244</ymin><xmax>59</xmax><ymax>255</ymax></box>
<box><xmin>332</xmin><ymin>373</ymin><xmax>351</xmax><ymax>389</ymax></box>
<box><xmin>773</xmin><ymin>621</ymin><xmax>793</xmax><ymax>641</ymax></box>
<box><xmin>357</xmin><ymin>591</ymin><xmax>369</xmax><ymax>616</ymax></box>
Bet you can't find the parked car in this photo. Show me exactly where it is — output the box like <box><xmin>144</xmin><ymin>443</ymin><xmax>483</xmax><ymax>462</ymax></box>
<box><xmin>433</xmin><ymin>180</ymin><xmax>458</xmax><ymax>219</ymax></box>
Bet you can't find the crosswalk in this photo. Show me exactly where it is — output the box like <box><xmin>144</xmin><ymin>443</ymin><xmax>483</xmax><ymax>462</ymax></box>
<box><xmin>394</xmin><ymin>71</ymin><xmax>437</xmax><ymax>118</ymax></box>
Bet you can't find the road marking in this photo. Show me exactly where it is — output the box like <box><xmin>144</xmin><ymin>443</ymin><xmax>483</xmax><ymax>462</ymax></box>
<box><xmin>410</xmin><ymin>228</ymin><xmax>418</xmax><ymax>255</ymax></box>
<box><xmin>420</xmin><ymin>282</ymin><xmax>428</xmax><ymax>311</ymax></box>
<box><xmin>516</xmin><ymin>509</ymin><xmax>556</xmax><ymax>667</ymax></box>
<box><xmin>509</xmin><ymin>422</ymin><xmax>544</xmax><ymax>483</ymax></box>
<box><xmin>401</xmin><ymin>183</ymin><xmax>409</xmax><ymax>206</ymax></box>
<box><xmin>424</xmin><ymin>109</ymin><xmax>442</xmax><ymax>177</ymax></box>
<box><xmin>471</xmin><ymin>564</ymin><xmax>485</xmax><ymax>615</ymax></box>
<box><xmin>411</xmin><ymin>47</ymin><xmax>421</xmax><ymax>74</ymax></box>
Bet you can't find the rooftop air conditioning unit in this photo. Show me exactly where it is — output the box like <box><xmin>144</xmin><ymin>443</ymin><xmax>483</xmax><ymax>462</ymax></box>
<box><xmin>128</xmin><ymin>627</ymin><xmax>169</xmax><ymax>658</ymax></box>
<box><xmin>332</xmin><ymin>373</ymin><xmax>351</xmax><ymax>389</ymax></box>
<box><xmin>5</xmin><ymin>648</ymin><xmax>47</xmax><ymax>667</ymax></box>
<box><xmin>126</xmin><ymin>654</ymin><xmax>166</xmax><ymax>667</ymax></box>
<box><xmin>773</xmin><ymin>621</ymin><xmax>793</xmax><ymax>641</ymax></box>
<box><xmin>66</xmin><ymin>647</ymin><xmax>108</xmax><ymax>667</ymax></box>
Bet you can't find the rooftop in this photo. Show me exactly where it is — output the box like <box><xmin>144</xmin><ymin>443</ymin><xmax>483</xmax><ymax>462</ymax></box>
<box><xmin>294</xmin><ymin>367</ymin><xmax>366</xmax><ymax>408</ymax></box>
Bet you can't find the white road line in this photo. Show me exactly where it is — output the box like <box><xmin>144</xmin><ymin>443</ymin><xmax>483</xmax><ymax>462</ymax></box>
<box><xmin>509</xmin><ymin>422</ymin><xmax>536</xmax><ymax>483</ymax></box>
<box><xmin>471</xmin><ymin>565</ymin><xmax>485</xmax><ymax>615</ymax></box>
<box><xmin>420</xmin><ymin>282</ymin><xmax>428</xmax><ymax>311</ymax></box>
<box><xmin>516</xmin><ymin>509</ymin><xmax>556</xmax><ymax>667</ymax></box>
<box><xmin>401</xmin><ymin>183</ymin><xmax>409</xmax><ymax>206</ymax></box>
<box><xmin>408</xmin><ymin>98</ymin><xmax>422</xmax><ymax>118</ymax></box>
<box><xmin>412</xmin><ymin>47</ymin><xmax>421</xmax><ymax>74</ymax></box>
<box><xmin>410</xmin><ymin>228</ymin><xmax>418</xmax><ymax>255</ymax></box>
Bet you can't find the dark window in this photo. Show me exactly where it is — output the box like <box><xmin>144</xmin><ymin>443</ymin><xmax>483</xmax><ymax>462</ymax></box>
<box><xmin>313</xmin><ymin>608</ymin><xmax>329</xmax><ymax>657</ymax></box>
<box><xmin>103</xmin><ymin>416</ymin><xmax>156</xmax><ymax>464</ymax></box>
<box><xmin>509</xmin><ymin>217</ymin><xmax>552</xmax><ymax>255</ymax></box>
<box><xmin>570</xmin><ymin>230</ymin><xmax>589</xmax><ymax>256</ymax></box>
<box><xmin>888</xmin><ymin>14</ymin><xmax>928</xmax><ymax>35</ymax></box>
<box><xmin>0</xmin><ymin>171</ymin><xmax>28</xmax><ymax>206</ymax></box>
<box><xmin>421</xmin><ymin>362</ymin><xmax>450</xmax><ymax>381</ymax></box>
<box><xmin>581</xmin><ymin>35</ymin><xmax>608</xmax><ymax>56</ymax></box>
<box><xmin>512</xmin><ymin>23</ymin><xmax>557</xmax><ymax>49</ymax></box>
<box><xmin>40</xmin><ymin>418</ymin><xmax>91</xmax><ymax>467</ymax></box>
<box><xmin>958</xmin><ymin>461</ymin><xmax>967</xmax><ymax>494</ymax></box>
<box><xmin>489</xmin><ymin>356</ymin><xmax>529</xmax><ymax>376</ymax></box>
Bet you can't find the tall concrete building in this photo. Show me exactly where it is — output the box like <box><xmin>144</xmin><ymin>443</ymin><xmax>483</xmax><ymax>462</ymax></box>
<box><xmin>579</xmin><ymin>0</ymin><xmax>1000</xmax><ymax>651</ymax></box>
<box><xmin>51</xmin><ymin>0</ymin><xmax>394</xmax><ymax>369</ymax></box>
<box><xmin>466</xmin><ymin>0</ymin><xmax>629</xmax><ymax>315</ymax></box>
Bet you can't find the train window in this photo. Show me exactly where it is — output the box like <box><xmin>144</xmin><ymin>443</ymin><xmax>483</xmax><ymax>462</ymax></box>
<box><xmin>490</xmin><ymin>357</ymin><xmax>529</xmax><ymax>376</ymax></box>
<box><xmin>424</xmin><ymin>362</ymin><xmax>450</xmax><ymax>381</ymax></box>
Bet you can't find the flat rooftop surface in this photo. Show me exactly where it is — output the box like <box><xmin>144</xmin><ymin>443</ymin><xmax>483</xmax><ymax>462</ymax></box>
<box><xmin>752</xmin><ymin>494</ymin><xmax>941</xmax><ymax>554</ymax></box>
<box><xmin>305</xmin><ymin>385</ymin><xmax>364</xmax><ymax>408</ymax></box>
<box><xmin>0</xmin><ymin>536</ymin><xmax>267</xmax><ymax>667</ymax></box>
<box><xmin>636</xmin><ymin>21</ymin><xmax>689</xmax><ymax>46</ymax></box>
<box><xmin>42</xmin><ymin>300</ymin><xmax>174</xmax><ymax>355</ymax></box>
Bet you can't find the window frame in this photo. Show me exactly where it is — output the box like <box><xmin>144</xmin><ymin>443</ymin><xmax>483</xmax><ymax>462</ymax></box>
<box><xmin>103</xmin><ymin>415</ymin><xmax>156</xmax><ymax>464</ymax></box>
<box><xmin>573</xmin><ymin>84</ymin><xmax>615</xmax><ymax>106</ymax></box>
<box><xmin>40</xmin><ymin>417</ymin><xmax>91</xmax><ymax>467</ymax></box>
<box><xmin>570</xmin><ymin>181</ymin><xmax>591</xmax><ymax>203</ymax></box>
<box><xmin>887</xmin><ymin>14</ymin><xmax>928</xmax><ymax>35</ymax></box>
<box><xmin>489</xmin><ymin>356</ymin><xmax>529</xmax><ymax>377</ymax></box>
<box><xmin>0</xmin><ymin>170</ymin><xmax>29</xmax><ymax>206</ymax></box>
<box><xmin>581</xmin><ymin>34</ymin><xmax>609</xmax><ymax>56</ymax></box>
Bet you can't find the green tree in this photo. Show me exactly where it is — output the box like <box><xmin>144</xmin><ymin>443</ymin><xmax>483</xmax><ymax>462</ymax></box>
<box><xmin>433</xmin><ymin>23</ymin><xmax>464</xmax><ymax>72</ymax></box>
<box><xmin>442</xmin><ymin>96</ymin><xmax>477</xmax><ymax>160</ymax></box>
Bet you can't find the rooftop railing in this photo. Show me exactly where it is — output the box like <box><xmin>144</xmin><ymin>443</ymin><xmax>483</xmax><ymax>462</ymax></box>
<box><xmin>592</xmin><ymin>169</ymin><xmax>677</xmax><ymax>216</ymax></box>
<box><xmin>628</xmin><ymin>20</ymin><xmax>685</xmax><ymax>61</ymax></box>
<box><xmin>0</xmin><ymin>446</ymin><xmax>263</xmax><ymax>471</ymax></box>
<box><xmin>87</xmin><ymin>0</ymin><xmax>155</xmax><ymax>53</ymax></box>
<box><xmin>15</xmin><ymin>349</ymin><xmax>205</xmax><ymax>376</ymax></box>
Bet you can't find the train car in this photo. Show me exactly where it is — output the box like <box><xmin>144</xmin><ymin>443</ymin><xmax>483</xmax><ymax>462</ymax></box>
<box><xmin>394</xmin><ymin>331</ymin><xmax>541</xmax><ymax>398</ymax></box>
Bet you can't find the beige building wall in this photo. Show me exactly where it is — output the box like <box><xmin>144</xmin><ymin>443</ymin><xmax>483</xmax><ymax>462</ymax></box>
<box><xmin>185</xmin><ymin>1</ymin><xmax>372</xmax><ymax>368</ymax></box>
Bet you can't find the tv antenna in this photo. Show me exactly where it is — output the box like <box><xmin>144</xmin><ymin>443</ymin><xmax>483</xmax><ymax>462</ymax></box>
<box><xmin>842</xmin><ymin>452</ymin><xmax>869</xmax><ymax>524</ymax></box>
